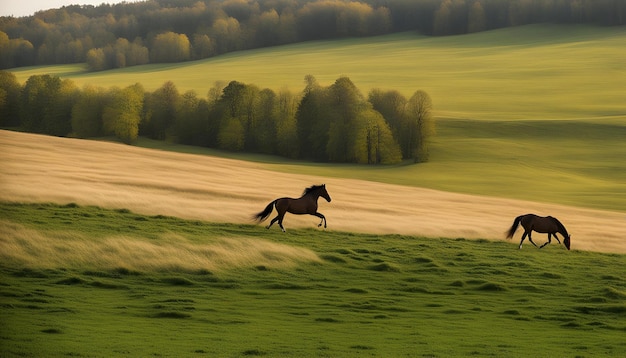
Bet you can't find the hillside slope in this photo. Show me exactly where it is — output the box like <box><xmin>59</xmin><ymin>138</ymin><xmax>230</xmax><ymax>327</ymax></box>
<box><xmin>2</xmin><ymin>130</ymin><xmax>625</xmax><ymax>253</ymax></box>
<box><xmin>10</xmin><ymin>24</ymin><xmax>626</xmax><ymax>121</ymax></box>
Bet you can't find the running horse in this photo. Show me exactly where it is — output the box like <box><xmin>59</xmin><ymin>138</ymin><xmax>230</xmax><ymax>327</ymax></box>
<box><xmin>254</xmin><ymin>184</ymin><xmax>331</xmax><ymax>232</ymax></box>
<box><xmin>506</xmin><ymin>213</ymin><xmax>571</xmax><ymax>250</ymax></box>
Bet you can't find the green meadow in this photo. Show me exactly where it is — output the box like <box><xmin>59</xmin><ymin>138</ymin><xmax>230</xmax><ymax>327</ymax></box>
<box><xmin>1</xmin><ymin>203</ymin><xmax>625</xmax><ymax>357</ymax></box>
<box><xmin>3</xmin><ymin>24</ymin><xmax>626</xmax><ymax>357</ymax></box>
<box><xmin>11</xmin><ymin>24</ymin><xmax>625</xmax><ymax>120</ymax></box>
<box><xmin>9</xmin><ymin>24</ymin><xmax>626</xmax><ymax>211</ymax></box>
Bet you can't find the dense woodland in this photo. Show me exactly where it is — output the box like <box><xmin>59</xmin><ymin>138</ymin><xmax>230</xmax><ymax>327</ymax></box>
<box><xmin>0</xmin><ymin>71</ymin><xmax>434</xmax><ymax>164</ymax></box>
<box><xmin>1</xmin><ymin>0</ymin><xmax>624</xmax><ymax>70</ymax></box>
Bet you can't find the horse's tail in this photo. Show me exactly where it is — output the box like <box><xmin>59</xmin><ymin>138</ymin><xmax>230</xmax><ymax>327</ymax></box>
<box><xmin>253</xmin><ymin>200</ymin><xmax>276</xmax><ymax>222</ymax></box>
<box><xmin>506</xmin><ymin>215</ymin><xmax>523</xmax><ymax>239</ymax></box>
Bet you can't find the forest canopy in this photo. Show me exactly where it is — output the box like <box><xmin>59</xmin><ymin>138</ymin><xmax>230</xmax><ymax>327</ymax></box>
<box><xmin>1</xmin><ymin>0</ymin><xmax>624</xmax><ymax>70</ymax></box>
<box><xmin>0</xmin><ymin>71</ymin><xmax>434</xmax><ymax>164</ymax></box>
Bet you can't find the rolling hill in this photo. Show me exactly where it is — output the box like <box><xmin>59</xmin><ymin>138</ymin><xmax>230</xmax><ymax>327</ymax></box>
<box><xmin>2</xmin><ymin>130</ymin><xmax>625</xmax><ymax>254</ymax></box>
<box><xmin>10</xmin><ymin>24</ymin><xmax>626</xmax><ymax>121</ymax></box>
<box><xmin>2</xmin><ymin>24</ymin><xmax>626</xmax><ymax>356</ymax></box>
<box><xmin>7</xmin><ymin>24</ymin><xmax>626</xmax><ymax>211</ymax></box>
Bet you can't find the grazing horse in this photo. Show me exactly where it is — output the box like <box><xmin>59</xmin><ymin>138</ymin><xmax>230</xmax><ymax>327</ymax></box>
<box><xmin>506</xmin><ymin>214</ymin><xmax>571</xmax><ymax>250</ymax></box>
<box><xmin>254</xmin><ymin>184</ymin><xmax>331</xmax><ymax>232</ymax></box>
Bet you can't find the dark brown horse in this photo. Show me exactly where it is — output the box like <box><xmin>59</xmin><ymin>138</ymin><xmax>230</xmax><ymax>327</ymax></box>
<box><xmin>254</xmin><ymin>184</ymin><xmax>331</xmax><ymax>232</ymax></box>
<box><xmin>506</xmin><ymin>214</ymin><xmax>571</xmax><ymax>250</ymax></box>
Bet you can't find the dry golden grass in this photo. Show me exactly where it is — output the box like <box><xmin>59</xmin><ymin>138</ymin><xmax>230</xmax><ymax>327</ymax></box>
<box><xmin>2</xmin><ymin>130</ymin><xmax>625</xmax><ymax>253</ymax></box>
<box><xmin>0</xmin><ymin>220</ymin><xmax>321</xmax><ymax>271</ymax></box>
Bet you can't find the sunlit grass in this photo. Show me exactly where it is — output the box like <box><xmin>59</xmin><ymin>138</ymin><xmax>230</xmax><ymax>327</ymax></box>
<box><xmin>1</xmin><ymin>203</ymin><xmax>625</xmax><ymax>357</ymax></box>
<box><xmin>3</xmin><ymin>130</ymin><xmax>626</xmax><ymax>254</ymax></box>
<box><xmin>8</xmin><ymin>25</ymin><xmax>625</xmax><ymax>213</ymax></box>
<box><xmin>10</xmin><ymin>24</ymin><xmax>626</xmax><ymax>120</ymax></box>
<box><xmin>0</xmin><ymin>220</ymin><xmax>320</xmax><ymax>272</ymax></box>
<box><xmin>3</xmin><ymin>24</ymin><xmax>625</xmax><ymax>357</ymax></box>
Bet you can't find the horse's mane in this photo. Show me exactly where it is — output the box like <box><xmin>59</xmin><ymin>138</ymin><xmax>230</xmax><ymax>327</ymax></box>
<box><xmin>549</xmin><ymin>216</ymin><xmax>569</xmax><ymax>236</ymax></box>
<box><xmin>303</xmin><ymin>184</ymin><xmax>324</xmax><ymax>195</ymax></box>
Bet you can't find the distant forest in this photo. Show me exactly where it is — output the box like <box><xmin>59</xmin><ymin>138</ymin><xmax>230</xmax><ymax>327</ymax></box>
<box><xmin>1</xmin><ymin>0</ymin><xmax>624</xmax><ymax>70</ymax></box>
<box><xmin>0</xmin><ymin>71</ymin><xmax>434</xmax><ymax>164</ymax></box>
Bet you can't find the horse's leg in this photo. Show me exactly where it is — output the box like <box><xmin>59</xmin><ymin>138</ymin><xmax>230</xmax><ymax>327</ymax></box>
<box><xmin>527</xmin><ymin>231</ymin><xmax>539</xmax><ymax>248</ymax></box>
<box><xmin>267</xmin><ymin>215</ymin><xmax>279</xmax><ymax>229</ymax></box>
<box><xmin>277</xmin><ymin>212</ymin><xmax>286</xmax><ymax>232</ymax></box>
<box><xmin>519</xmin><ymin>231</ymin><xmax>528</xmax><ymax>249</ymax></box>
<box><xmin>312</xmin><ymin>212</ymin><xmax>326</xmax><ymax>228</ymax></box>
<box><xmin>269</xmin><ymin>202</ymin><xmax>288</xmax><ymax>232</ymax></box>
<box><xmin>540</xmin><ymin>233</ymin><xmax>552</xmax><ymax>248</ymax></box>
<box><xmin>553</xmin><ymin>233</ymin><xmax>562</xmax><ymax>244</ymax></box>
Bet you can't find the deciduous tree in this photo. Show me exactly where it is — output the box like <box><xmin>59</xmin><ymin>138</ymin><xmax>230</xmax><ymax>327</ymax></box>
<box><xmin>142</xmin><ymin>81</ymin><xmax>180</xmax><ymax>139</ymax></box>
<box><xmin>354</xmin><ymin>108</ymin><xmax>401</xmax><ymax>164</ymax></box>
<box><xmin>71</xmin><ymin>84</ymin><xmax>106</xmax><ymax>138</ymax></box>
<box><xmin>150</xmin><ymin>31</ymin><xmax>191</xmax><ymax>63</ymax></box>
<box><xmin>192</xmin><ymin>34</ymin><xmax>215</xmax><ymax>59</ymax></box>
<box><xmin>326</xmin><ymin>76</ymin><xmax>364</xmax><ymax>162</ymax></box>
<box><xmin>275</xmin><ymin>88</ymin><xmax>300</xmax><ymax>158</ymax></box>
<box><xmin>405</xmin><ymin>90</ymin><xmax>435</xmax><ymax>162</ymax></box>
<box><xmin>102</xmin><ymin>83</ymin><xmax>144</xmax><ymax>144</ymax></box>
<box><xmin>210</xmin><ymin>17</ymin><xmax>242</xmax><ymax>53</ymax></box>
<box><xmin>296</xmin><ymin>75</ymin><xmax>330</xmax><ymax>161</ymax></box>
<box><xmin>218</xmin><ymin>117</ymin><xmax>244</xmax><ymax>151</ymax></box>
<box><xmin>368</xmin><ymin>88</ymin><xmax>407</xmax><ymax>156</ymax></box>
<box><xmin>0</xmin><ymin>70</ymin><xmax>22</xmax><ymax>127</ymax></box>
<box><xmin>19</xmin><ymin>74</ymin><xmax>77</xmax><ymax>135</ymax></box>
<box><xmin>255</xmin><ymin>88</ymin><xmax>279</xmax><ymax>153</ymax></box>
<box><xmin>174</xmin><ymin>90</ymin><xmax>210</xmax><ymax>146</ymax></box>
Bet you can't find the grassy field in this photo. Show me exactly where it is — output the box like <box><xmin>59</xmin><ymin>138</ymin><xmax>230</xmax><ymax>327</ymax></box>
<box><xmin>3</xmin><ymin>130</ymin><xmax>626</xmax><ymax>254</ymax></box>
<box><xmin>8</xmin><ymin>24</ymin><xmax>626</xmax><ymax>211</ymax></box>
<box><xmin>1</xmin><ymin>202</ymin><xmax>625</xmax><ymax>357</ymax></box>
<box><xmin>3</xmin><ymin>24</ymin><xmax>626</xmax><ymax>357</ymax></box>
<box><xmin>10</xmin><ymin>24</ymin><xmax>626</xmax><ymax>121</ymax></box>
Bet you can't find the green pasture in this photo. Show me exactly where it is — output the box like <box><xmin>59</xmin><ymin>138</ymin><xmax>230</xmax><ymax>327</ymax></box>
<box><xmin>1</xmin><ymin>202</ymin><xmax>625</xmax><ymax>357</ymax></box>
<box><xmin>3</xmin><ymin>24</ymin><xmax>625</xmax><ymax>358</ymax></box>
<box><xmin>8</xmin><ymin>24</ymin><xmax>626</xmax><ymax>212</ymax></box>
<box><xmin>10</xmin><ymin>24</ymin><xmax>626</xmax><ymax>121</ymax></box>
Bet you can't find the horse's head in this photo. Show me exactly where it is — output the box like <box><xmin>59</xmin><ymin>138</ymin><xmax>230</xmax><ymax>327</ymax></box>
<box><xmin>320</xmin><ymin>184</ymin><xmax>331</xmax><ymax>202</ymax></box>
<box><xmin>303</xmin><ymin>184</ymin><xmax>332</xmax><ymax>202</ymax></box>
<box><xmin>564</xmin><ymin>235</ymin><xmax>571</xmax><ymax>250</ymax></box>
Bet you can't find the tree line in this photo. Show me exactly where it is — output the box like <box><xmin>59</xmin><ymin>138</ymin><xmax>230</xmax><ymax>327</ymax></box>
<box><xmin>0</xmin><ymin>71</ymin><xmax>434</xmax><ymax>164</ymax></box>
<box><xmin>1</xmin><ymin>0</ymin><xmax>624</xmax><ymax>69</ymax></box>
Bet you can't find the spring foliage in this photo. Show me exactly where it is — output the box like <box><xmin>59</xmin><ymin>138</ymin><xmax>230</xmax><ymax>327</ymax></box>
<box><xmin>0</xmin><ymin>72</ymin><xmax>432</xmax><ymax>164</ymax></box>
<box><xmin>1</xmin><ymin>0</ymin><xmax>623</xmax><ymax>70</ymax></box>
